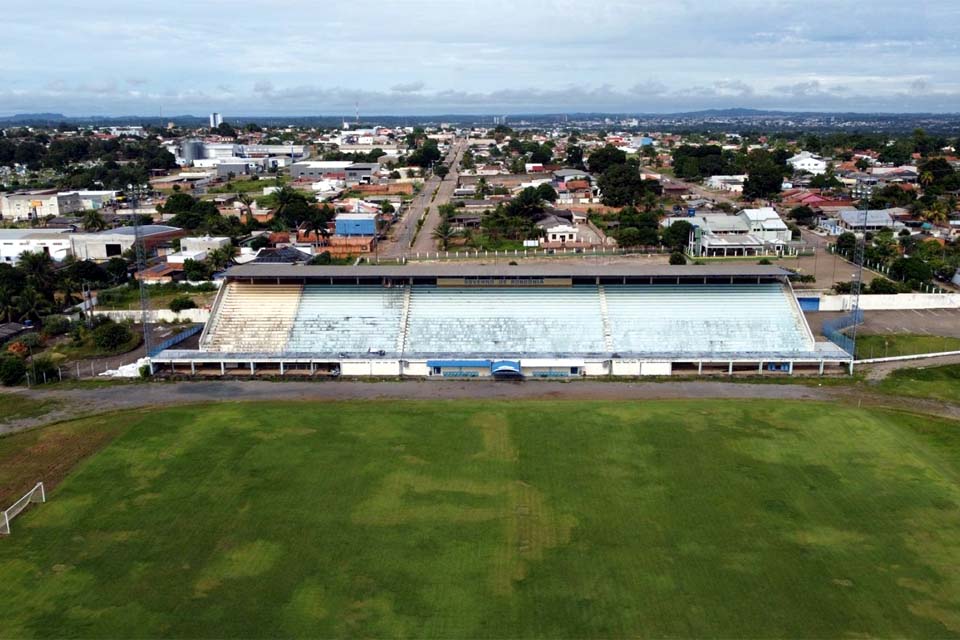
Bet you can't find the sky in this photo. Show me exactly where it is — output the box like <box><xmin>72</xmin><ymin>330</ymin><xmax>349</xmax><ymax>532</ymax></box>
<box><xmin>3</xmin><ymin>0</ymin><xmax>959</xmax><ymax>116</ymax></box>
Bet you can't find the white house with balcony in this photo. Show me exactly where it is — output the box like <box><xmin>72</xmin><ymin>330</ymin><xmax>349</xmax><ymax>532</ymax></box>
<box><xmin>787</xmin><ymin>151</ymin><xmax>828</xmax><ymax>176</ymax></box>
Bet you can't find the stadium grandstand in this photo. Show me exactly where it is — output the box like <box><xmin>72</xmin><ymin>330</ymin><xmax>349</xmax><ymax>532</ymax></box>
<box><xmin>151</xmin><ymin>264</ymin><xmax>852</xmax><ymax>378</ymax></box>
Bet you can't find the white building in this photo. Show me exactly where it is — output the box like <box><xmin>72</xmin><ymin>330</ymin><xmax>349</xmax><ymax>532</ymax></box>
<box><xmin>59</xmin><ymin>190</ymin><xmax>119</xmax><ymax>210</ymax></box>
<box><xmin>0</xmin><ymin>191</ymin><xmax>84</xmax><ymax>221</ymax></box>
<box><xmin>210</xmin><ymin>112</ymin><xmax>223</xmax><ymax>128</ymax></box>
<box><xmin>737</xmin><ymin>207</ymin><xmax>792</xmax><ymax>243</ymax></box>
<box><xmin>787</xmin><ymin>151</ymin><xmax>828</xmax><ymax>176</ymax></box>
<box><xmin>704</xmin><ymin>175</ymin><xmax>747</xmax><ymax>193</ymax></box>
<box><xmin>0</xmin><ymin>229</ymin><xmax>74</xmax><ymax>264</ymax></box>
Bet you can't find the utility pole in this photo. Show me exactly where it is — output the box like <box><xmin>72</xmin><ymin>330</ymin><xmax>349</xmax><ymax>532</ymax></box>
<box><xmin>127</xmin><ymin>183</ymin><xmax>152</xmax><ymax>357</ymax></box>
<box><xmin>848</xmin><ymin>186</ymin><xmax>871</xmax><ymax>359</ymax></box>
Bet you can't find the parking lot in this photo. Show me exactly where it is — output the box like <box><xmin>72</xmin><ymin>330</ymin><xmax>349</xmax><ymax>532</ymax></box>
<box><xmin>807</xmin><ymin>308</ymin><xmax>960</xmax><ymax>338</ymax></box>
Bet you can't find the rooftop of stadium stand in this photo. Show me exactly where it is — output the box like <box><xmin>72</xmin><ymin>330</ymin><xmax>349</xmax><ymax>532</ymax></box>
<box><xmin>224</xmin><ymin>263</ymin><xmax>795</xmax><ymax>281</ymax></box>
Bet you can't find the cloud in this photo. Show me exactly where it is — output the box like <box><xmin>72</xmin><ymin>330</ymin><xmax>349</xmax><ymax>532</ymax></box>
<box><xmin>390</xmin><ymin>82</ymin><xmax>425</xmax><ymax>93</ymax></box>
<box><xmin>1</xmin><ymin>0</ymin><xmax>958</xmax><ymax>115</ymax></box>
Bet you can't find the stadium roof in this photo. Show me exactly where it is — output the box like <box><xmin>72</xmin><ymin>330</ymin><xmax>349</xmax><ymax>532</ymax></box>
<box><xmin>225</xmin><ymin>263</ymin><xmax>794</xmax><ymax>279</ymax></box>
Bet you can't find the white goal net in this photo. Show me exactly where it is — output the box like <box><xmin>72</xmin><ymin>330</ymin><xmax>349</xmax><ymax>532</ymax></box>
<box><xmin>0</xmin><ymin>482</ymin><xmax>46</xmax><ymax>535</ymax></box>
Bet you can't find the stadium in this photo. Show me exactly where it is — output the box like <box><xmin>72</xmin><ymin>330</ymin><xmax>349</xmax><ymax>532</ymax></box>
<box><xmin>152</xmin><ymin>263</ymin><xmax>852</xmax><ymax>377</ymax></box>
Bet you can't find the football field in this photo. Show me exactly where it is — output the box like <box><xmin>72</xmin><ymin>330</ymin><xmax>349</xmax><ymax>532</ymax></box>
<box><xmin>2</xmin><ymin>399</ymin><xmax>960</xmax><ymax>638</ymax></box>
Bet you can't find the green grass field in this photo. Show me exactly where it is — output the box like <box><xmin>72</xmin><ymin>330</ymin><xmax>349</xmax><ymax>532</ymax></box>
<box><xmin>856</xmin><ymin>334</ymin><xmax>960</xmax><ymax>360</ymax></box>
<box><xmin>2</xmin><ymin>400</ymin><xmax>960</xmax><ymax>638</ymax></box>
<box><xmin>877</xmin><ymin>363</ymin><xmax>960</xmax><ymax>404</ymax></box>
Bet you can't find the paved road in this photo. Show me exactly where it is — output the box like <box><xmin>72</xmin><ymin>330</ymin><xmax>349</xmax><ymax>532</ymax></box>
<box><xmin>411</xmin><ymin>138</ymin><xmax>468</xmax><ymax>255</ymax></box>
<box><xmin>662</xmin><ymin>176</ymin><xmax>741</xmax><ymax>206</ymax></box>
<box><xmin>379</xmin><ymin>139</ymin><xmax>468</xmax><ymax>258</ymax></box>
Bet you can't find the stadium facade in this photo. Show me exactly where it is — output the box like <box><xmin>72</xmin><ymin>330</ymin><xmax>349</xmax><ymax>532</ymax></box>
<box><xmin>151</xmin><ymin>264</ymin><xmax>852</xmax><ymax>378</ymax></box>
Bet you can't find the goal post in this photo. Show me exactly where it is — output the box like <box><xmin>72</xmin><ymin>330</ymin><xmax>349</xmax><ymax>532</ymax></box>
<box><xmin>0</xmin><ymin>482</ymin><xmax>46</xmax><ymax>535</ymax></box>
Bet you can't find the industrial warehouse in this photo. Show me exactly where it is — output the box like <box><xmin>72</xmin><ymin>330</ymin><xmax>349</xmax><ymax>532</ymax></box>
<box><xmin>151</xmin><ymin>264</ymin><xmax>853</xmax><ymax>378</ymax></box>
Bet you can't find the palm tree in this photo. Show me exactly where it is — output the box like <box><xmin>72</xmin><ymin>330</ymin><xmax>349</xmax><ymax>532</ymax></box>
<box><xmin>237</xmin><ymin>193</ymin><xmax>254</xmax><ymax>225</ymax></box>
<box><xmin>920</xmin><ymin>171</ymin><xmax>935</xmax><ymax>189</ymax></box>
<box><xmin>14</xmin><ymin>287</ymin><xmax>51</xmax><ymax>323</ymax></box>
<box><xmin>641</xmin><ymin>191</ymin><xmax>659</xmax><ymax>214</ymax></box>
<box><xmin>476</xmin><ymin>177</ymin><xmax>490</xmax><ymax>199</ymax></box>
<box><xmin>273</xmin><ymin>185</ymin><xmax>300</xmax><ymax>220</ymax></box>
<box><xmin>207</xmin><ymin>246</ymin><xmax>238</xmax><ymax>271</ymax></box>
<box><xmin>17</xmin><ymin>250</ymin><xmax>55</xmax><ymax>298</ymax></box>
<box><xmin>923</xmin><ymin>201</ymin><xmax>949</xmax><ymax>225</ymax></box>
<box><xmin>81</xmin><ymin>209</ymin><xmax>107</xmax><ymax>231</ymax></box>
<box><xmin>303</xmin><ymin>206</ymin><xmax>331</xmax><ymax>249</ymax></box>
<box><xmin>0</xmin><ymin>284</ymin><xmax>17</xmax><ymax>323</ymax></box>
<box><xmin>432</xmin><ymin>219</ymin><xmax>456</xmax><ymax>251</ymax></box>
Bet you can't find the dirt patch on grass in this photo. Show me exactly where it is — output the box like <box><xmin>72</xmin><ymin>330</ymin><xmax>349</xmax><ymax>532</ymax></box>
<box><xmin>0</xmin><ymin>411</ymin><xmax>142</xmax><ymax>506</ymax></box>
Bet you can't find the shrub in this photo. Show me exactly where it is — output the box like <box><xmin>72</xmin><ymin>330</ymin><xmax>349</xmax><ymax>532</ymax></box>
<box><xmin>0</xmin><ymin>356</ymin><xmax>26</xmax><ymax>386</ymax></box>
<box><xmin>758</xmin><ymin>257</ymin><xmax>772</xmax><ymax>265</ymax></box>
<box><xmin>309</xmin><ymin>251</ymin><xmax>332</xmax><ymax>265</ymax></box>
<box><xmin>6</xmin><ymin>341</ymin><xmax>29</xmax><ymax>358</ymax></box>
<box><xmin>669</xmin><ymin>252</ymin><xmax>687</xmax><ymax>265</ymax></box>
<box><xmin>17</xmin><ymin>333</ymin><xmax>42</xmax><ymax>349</ymax></box>
<box><xmin>29</xmin><ymin>355</ymin><xmax>58</xmax><ymax>383</ymax></box>
<box><xmin>169</xmin><ymin>296</ymin><xmax>197</xmax><ymax>313</ymax></box>
<box><xmin>93</xmin><ymin>322</ymin><xmax>133</xmax><ymax>351</ymax></box>
<box><xmin>139</xmin><ymin>364</ymin><xmax>152</xmax><ymax>379</ymax></box>
<box><xmin>868</xmin><ymin>277</ymin><xmax>900</xmax><ymax>294</ymax></box>
<box><xmin>41</xmin><ymin>315</ymin><xmax>71</xmax><ymax>337</ymax></box>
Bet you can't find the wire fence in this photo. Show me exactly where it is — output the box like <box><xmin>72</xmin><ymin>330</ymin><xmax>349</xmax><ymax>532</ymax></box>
<box><xmin>822</xmin><ymin>309</ymin><xmax>864</xmax><ymax>356</ymax></box>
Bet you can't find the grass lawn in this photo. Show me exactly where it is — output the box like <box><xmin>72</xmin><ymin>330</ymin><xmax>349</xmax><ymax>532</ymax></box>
<box><xmin>856</xmin><ymin>333</ymin><xmax>960</xmax><ymax>360</ymax></box>
<box><xmin>876</xmin><ymin>363</ymin><xmax>960</xmax><ymax>404</ymax></box>
<box><xmin>2</xmin><ymin>400</ymin><xmax>960</xmax><ymax>637</ymax></box>
<box><xmin>0</xmin><ymin>394</ymin><xmax>57</xmax><ymax>426</ymax></box>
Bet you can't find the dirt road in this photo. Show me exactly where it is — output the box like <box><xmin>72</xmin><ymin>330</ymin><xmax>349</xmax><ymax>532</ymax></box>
<box><xmin>3</xmin><ymin>376</ymin><xmax>958</xmax><ymax>435</ymax></box>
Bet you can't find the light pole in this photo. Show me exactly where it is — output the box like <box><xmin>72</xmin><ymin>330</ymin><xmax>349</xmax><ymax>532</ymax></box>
<box><xmin>127</xmin><ymin>183</ymin><xmax>152</xmax><ymax>358</ymax></box>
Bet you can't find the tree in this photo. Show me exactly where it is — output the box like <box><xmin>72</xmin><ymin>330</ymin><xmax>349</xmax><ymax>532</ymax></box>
<box><xmin>93</xmin><ymin>322</ymin><xmax>133</xmax><ymax>351</ymax></box>
<box><xmin>587</xmin><ymin>145</ymin><xmax>627</xmax><ymax>175</ymax></box>
<box><xmin>617</xmin><ymin>227</ymin><xmax>642</xmax><ymax>247</ymax></box>
<box><xmin>169</xmin><ymin>296</ymin><xmax>197</xmax><ymax>313</ymax></box>
<box><xmin>434</xmin><ymin>165</ymin><xmax>450</xmax><ymax>180</ymax></box>
<box><xmin>183</xmin><ymin>259</ymin><xmax>212</xmax><ymax>281</ymax></box>
<box><xmin>0</xmin><ymin>356</ymin><xmax>26</xmax><ymax>386</ymax></box>
<box><xmin>868</xmin><ymin>278</ymin><xmax>900</xmax><ymax>294</ymax></box>
<box><xmin>237</xmin><ymin>193</ymin><xmax>254</xmax><ymax>224</ymax></box>
<box><xmin>669</xmin><ymin>252</ymin><xmax>687</xmax><ymax>265</ymax></box>
<box><xmin>17</xmin><ymin>251</ymin><xmax>56</xmax><ymax>298</ymax></box>
<box><xmin>213</xmin><ymin>122</ymin><xmax>237</xmax><ymax>138</ymax></box>
<box><xmin>565</xmin><ymin>145</ymin><xmax>585</xmax><ymax>169</ymax></box>
<box><xmin>432</xmin><ymin>219</ymin><xmax>456</xmax><ymax>251</ymax></box>
<box><xmin>15</xmin><ymin>287</ymin><xmax>51</xmax><ymax>323</ymax></box>
<box><xmin>743</xmin><ymin>162</ymin><xmax>783</xmax><ymax>199</ymax></box>
<box><xmin>303</xmin><ymin>205</ymin><xmax>334</xmax><ymax>247</ymax></box>
<box><xmin>535</xmin><ymin>183</ymin><xmax>557</xmax><ymax>203</ymax></box>
<box><xmin>661</xmin><ymin>221</ymin><xmax>692</xmax><ymax>250</ymax></box>
<box><xmin>836</xmin><ymin>232</ymin><xmax>857</xmax><ymax>254</ymax></box>
<box><xmin>890</xmin><ymin>256</ymin><xmax>933</xmax><ymax>284</ymax></box>
<box><xmin>207</xmin><ymin>246</ymin><xmax>238</xmax><ymax>271</ymax></box>
<box><xmin>788</xmin><ymin>205</ymin><xmax>816</xmax><ymax>227</ymax></box>
<box><xmin>598</xmin><ymin>164</ymin><xmax>655</xmax><ymax>207</ymax></box>
<box><xmin>307</xmin><ymin>251</ymin><xmax>332</xmax><ymax>265</ymax></box>
<box><xmin>475</xmin><ymin>177</ymin><xmax>490</xmax><ymax>199</ymax></box>
<box><xmin>855</xmin><ymin>157</ymin><xmax>870</xmax><ymax>172</ymax></box>
<box><xmin>81</xmin><ymin>209</ymin><xmax>108</xmax><ymax>231</ymax></box>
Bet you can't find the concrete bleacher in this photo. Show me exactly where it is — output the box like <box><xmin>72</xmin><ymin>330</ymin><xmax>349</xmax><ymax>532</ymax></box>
<box><xmin>203</xmin><ymin>283</ymin><xmax>303</xmax><ymax>352</ymax></box>
<box><xmin>199</xmin><ymin>282</ymin><xmax>817</xmax><ymax>358</ymax></box>
<box><xmin>604</xmin><ymin>284</ymin><xmax>813</xmax><ymax>355</ymax></box>
<box><xmin>287</xmin><ymin>285</ymin><xmax>405</xmax><ymax>354</ymax></box>
<box><xmin>404</xmin><ymin>286</ymin><xmax>607</xmax><ymax>355</ymax></box>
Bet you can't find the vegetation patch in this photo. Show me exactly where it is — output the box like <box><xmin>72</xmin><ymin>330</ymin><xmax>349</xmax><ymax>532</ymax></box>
<box><xmin>1</xmin><ymin>400</ymin><xmax>960</xmax><ymax>637</ymax></box>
